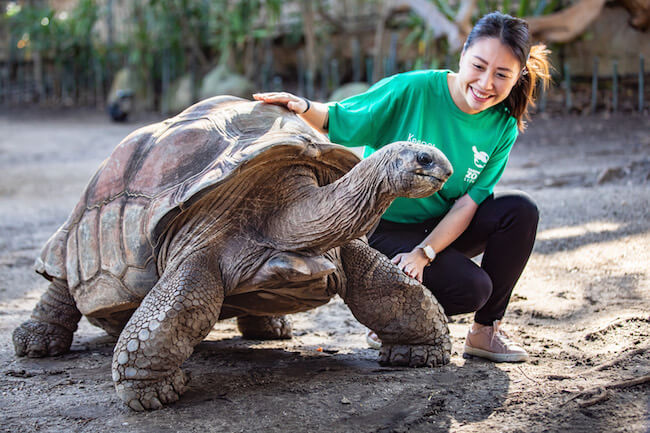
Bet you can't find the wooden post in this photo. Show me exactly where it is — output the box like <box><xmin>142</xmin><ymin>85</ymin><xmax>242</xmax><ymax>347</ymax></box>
<box><xmin>297</xmin><ymin>49</ymin><xmax>305</xmax><ymax>97</ymax></box>
<box><xmin>538</xmin><ymin>80</ymin><xmax>546</xmax><ymax>113</ymax></box>
<box><xmin>107</xmin><ymin>0</ymin><xmax>114</xmax><ymax>48</ymax></box>
<box><xmin>366</xmin><ymin>57</ymin><xmax>373</xmax><ymax>85</ymax></box>
<box><xmin>321</xmin><ymin>45</ymin><xmax>331</xmax><ymax>100</ymax></box>
<box><xmin>0</xmin><ymin>60</ymin><xmax>3</xmax><ymax>105</ymax></box>
<box><xmin>386</xmin><ymin>32</ymin><xmax>398</xmax><ymax>77</ymax></box>
<box><xmin>105</xmin><ymin>0</ymin><xmax>115</xmax><ymax>92</ymax></box>
<box><xmin>262</xmin><ymin>40</ymin><xmax>273</xmax><ymax>91</ymax></box>
<box><xmin>33</xmin><ymin>50</ymin><xmax>44</xmax><ymax>103</ymax></box>
<box><xmin>372</xmin><ymin>3</ymin><xmax>388</xmax><ymax>82</ymax></box>
<box><xmin>61</xmin><ymin>61</ymin><xmax>67</xmax><ymax>105</ymax></box>
<box><xmin>301</xmin><ymin>0</ymin><xmax>316</xmax><ymax>100</ymax></box>
<box><xmin>612</xmin><ymin>61</ymin><xmax>618</xmax><ymax>112</ymax></box>
<box><xmin>161</xmin><ymin>48</ymin><xmax>170</xmax><ymax>114</ymax></box>
<box><xmin>331</xmin><ymin>58</ymin><xmax>340</xmax><ymax>91</ymax></box>
<box><xmin>639</xmin><ymin>55</ymin><xmax>645</xmax><ymax>113</ymax></box>
<box><xmin>306</xmin><ymin>69</ymin><xmax>314</xmax><ymax>100</ymax></box>
<box><xmin>272</xmin><ymin>76</ymin><xmax>283</xmax><ymax>92</ymax></box>
<box><xmin>7</xmin><ymin>34</ymin><xmax>15</xmax><ymax>104</ymax></box>
<box><xmin>94</xmin><ymin>53</ymin><xmax>104</xmax><ymax>109</ymax></box>
<box><xmin>591</xmin><ymin>57</ymin><xmax>598</xmax><ymax>114</ymax></box>
<box><xmin>352</xmin><ymin>37</ymin><xmax>361</xmax><ymax>83</ymax></box>
<box><xmin>564</xmin><ymin>62</ymin><xmax>572</xmax><ymax>111</ymax></box>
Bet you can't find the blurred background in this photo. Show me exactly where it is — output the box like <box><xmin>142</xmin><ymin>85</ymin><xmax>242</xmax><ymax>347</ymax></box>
<box><xmin>0</xmin><ymin>0</ymin><xmax>648</xmax><ymax>119</ymax></box>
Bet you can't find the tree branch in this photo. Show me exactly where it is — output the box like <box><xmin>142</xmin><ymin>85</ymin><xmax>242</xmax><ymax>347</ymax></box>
<box><xmin>617</xmin><ymin>0</ymin><xmax>650</xmax><ymax>31</ymax></box>
<box><xmin>524</xmin><ymin>0</ymin><xmax>608</xmax><ymax>43</ymax></box>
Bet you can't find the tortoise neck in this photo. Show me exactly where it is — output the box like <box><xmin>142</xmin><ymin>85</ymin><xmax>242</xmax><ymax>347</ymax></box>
<box><xmin>265</xmin><ymin>153</ymin><xmax>396</xmax><ymax>253</ymax></box>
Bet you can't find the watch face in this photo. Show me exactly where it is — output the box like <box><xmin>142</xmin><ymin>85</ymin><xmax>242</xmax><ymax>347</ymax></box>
<box><xmin>422</xmin><ymin>245</ymin><xmax>435</xmax><ymax>260</ymax></box>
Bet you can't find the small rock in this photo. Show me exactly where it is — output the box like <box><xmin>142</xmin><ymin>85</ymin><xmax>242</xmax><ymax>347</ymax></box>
<box><xmin>597</xmin><ymin>167</ymin><xmax>627</xmax><ymax>184</ymax></box>
<box><xmin>340</xmin><ymin>397</ymin><xmax>351</xmax><ymax>404</ymax></box>
<box><xmin>544</xmin><ymin>178</ymin><xmax>569</xmax><ymax>187</ymax></box>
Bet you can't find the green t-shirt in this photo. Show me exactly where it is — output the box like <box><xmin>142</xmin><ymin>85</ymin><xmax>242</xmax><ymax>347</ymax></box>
<box><xmin>328</xmin><ymin>69</ymin><xmax>518</xmax><ymax>223</ymax></box>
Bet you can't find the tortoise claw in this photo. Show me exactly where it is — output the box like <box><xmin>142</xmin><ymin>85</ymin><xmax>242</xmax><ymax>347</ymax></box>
<box><xmin>115</xmin><ymin>368</ymin><xmax>188</xmax><ymax>411</ymax></box>
<box><xmin>379</xmin><ymin>343</ymin><xmax>451</xmax><ymax>367</ymax></box>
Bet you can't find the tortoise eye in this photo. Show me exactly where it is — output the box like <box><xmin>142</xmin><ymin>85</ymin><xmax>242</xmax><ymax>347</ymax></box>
<box><xmin>417</xmin><ymin>152</ymin><xmax>433</xmax><ymax>166</ymax></box>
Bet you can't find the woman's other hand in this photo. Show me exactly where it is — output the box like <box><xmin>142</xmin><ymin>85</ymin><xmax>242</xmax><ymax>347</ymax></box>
<box><xmin>391</xmin><ymin>249</ymin><xmax>430</xmax><ymax>283</ymax></box>
<box><xmin>253</xmin><ymin>92</ymin><xmax>308</xmax><ymax>114</ymax></box>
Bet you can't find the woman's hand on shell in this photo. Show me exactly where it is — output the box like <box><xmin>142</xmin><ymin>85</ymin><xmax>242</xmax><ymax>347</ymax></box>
<box><xmin>253</xmin><ymin>92</ymin><xmax>308</xmax><ymax>114</ymax></box>
<box><xmin>391</xmin><ymin>250</ymin><xmax>428</xmax><ymax>283</ymax></box>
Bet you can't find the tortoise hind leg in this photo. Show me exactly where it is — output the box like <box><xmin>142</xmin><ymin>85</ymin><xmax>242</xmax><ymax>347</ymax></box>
<box><xmin>237</xmin><ymin>315</ymin><xmax>293</xmax><ymax>340</ymax></box>
<box><xmin>13</xmin><ymin>279</ymin><xmax>82</xmax><ymax>357</ymax></box>
<box><xmin>339</xmin><ymin>239</ymin><xmax>451</xmax><ymax>367</ymax></box>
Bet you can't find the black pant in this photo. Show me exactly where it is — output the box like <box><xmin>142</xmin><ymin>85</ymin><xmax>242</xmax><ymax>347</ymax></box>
<box><xmin>368</xmin><ymin>191</ymin><xmax>539</xmax><ymax>326</ymax></box>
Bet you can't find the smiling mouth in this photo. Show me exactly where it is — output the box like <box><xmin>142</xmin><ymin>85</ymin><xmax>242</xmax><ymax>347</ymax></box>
<box><xmin>470</xmin><ymin>86</ymin><xmax>493</xmax><ymax>101</ymax></box>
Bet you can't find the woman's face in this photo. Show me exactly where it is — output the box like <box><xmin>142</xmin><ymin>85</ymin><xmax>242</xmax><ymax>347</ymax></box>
<box><xmin>453</xmin><ymin>37</ymin><xmax>522</xmax><ymax>114</ymax></box>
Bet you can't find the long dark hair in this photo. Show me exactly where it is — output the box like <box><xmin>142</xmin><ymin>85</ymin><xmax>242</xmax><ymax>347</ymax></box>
<box><xmin>464</xmin><ymin>12</ymin><xmax>551</xmax><ymax>131</ymax></box>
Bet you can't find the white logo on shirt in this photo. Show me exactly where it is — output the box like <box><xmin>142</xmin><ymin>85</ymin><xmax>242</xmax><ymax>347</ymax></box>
<box><xmin>407</xmin><ymin>133</ymin><xmax>435</xmax><ymax>147</ymax></box>
<box><xmin>472</xmin><ymin>146</ymin><xmax>489</xmax><ymax>168</ymax></box>
<box><xmin>464</xmin><ymin>168</ymin><xmax>480</xmax><ymax>184</ymax></box>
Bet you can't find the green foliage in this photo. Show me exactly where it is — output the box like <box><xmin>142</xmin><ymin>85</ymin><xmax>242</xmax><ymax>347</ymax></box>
<box><xmin>431</xmin><ymin>0</ymin><xmax>454</xmax><ymax>21</ymax></box>
<box><xmin>469</xmin><ymin>0</ymin><xmax>559</xmax><ymax>18</ymax></box>
<box><xmin>126</xmin><ymin>0</ymin><xmax>283</xmax><ymax>95</ymax></box>
<box><xmin>5</xmin><ymin>0</ymin><xmax>99</xmax><ymax>55</ymax></box>
<box><xmin>138</xmin><ymin>0</ymin><xmax>282</xmax><ymax>66</ymax></box>
<box><xmin>3</xmin><ymin>0</ymin><xmax>560</xmax><ymax>107</ymax></box>
<box><xmin>517</xmin><ymin>0</ymin><xmax>531</xmax><ymax>17</ymax></box>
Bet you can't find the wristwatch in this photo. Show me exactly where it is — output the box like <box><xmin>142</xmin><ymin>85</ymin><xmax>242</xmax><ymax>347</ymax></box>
<box><xmin>418</xmin><ymin>244</ymin><xmax>436</xmax><ymax>264</ymax></box>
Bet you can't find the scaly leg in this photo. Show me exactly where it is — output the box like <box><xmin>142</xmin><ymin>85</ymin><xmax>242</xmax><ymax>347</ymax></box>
<box><xmin>13</xmin><ymin>279</ymin><xmax>82</xmax><ymax>357</ymax></box>
<box><xmin>237</xmin><ymin>315</ymin><xmax>293</xmax><ymax>339</ymax></box>
<box><xmin>340</xmin><ymin>239</ymin><xmax>451</xmax><ymax>367</ymax></box>
<box><xmin>112</xmin><ymin>251</ymin><xmax>223</xmax><ymax>411</ymax></box>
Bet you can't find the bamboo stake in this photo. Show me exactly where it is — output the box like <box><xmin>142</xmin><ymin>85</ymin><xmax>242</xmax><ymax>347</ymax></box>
<box><xmin>612</xmin><ymin>61</ymin><xmax>618</xmax><ymax>112</ymax></box>
<box><xmin>564</xmin><ymin>62</ymin><xmax>572</xmax><ymax>111</ymax></box>
<box><xmin>639</xmin><ymin>55</ymin><xmax>645</xmax><ymax>112</ymax></box>
<box><xmin>591</xmin><ymin>57</ymin><xmax>598</xmax><ymax>113</ymax></box>
<box><xmin>352</xmin><ymin>38</ymin><xmax>361</xmax><ymax>83</ymax></box>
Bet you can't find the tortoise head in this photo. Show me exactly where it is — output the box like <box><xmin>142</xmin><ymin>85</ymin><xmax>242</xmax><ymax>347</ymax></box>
<box><xmin>372</xmin><ymin>141</ymin><xmax>453</xmax><ymax>198</ymax></box>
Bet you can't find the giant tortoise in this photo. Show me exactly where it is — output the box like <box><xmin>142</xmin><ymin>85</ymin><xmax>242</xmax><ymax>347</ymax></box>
<box><xmin>13</xmin><ymin>96</ymin><xmax>453</xmax><ymax>410</ymax></box>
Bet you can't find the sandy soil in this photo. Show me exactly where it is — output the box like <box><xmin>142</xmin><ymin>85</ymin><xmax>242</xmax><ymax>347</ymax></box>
<box><xmin>0</xmin><ymin>108</ymin><xmax>648</xmax><ymax>433</ymax></box>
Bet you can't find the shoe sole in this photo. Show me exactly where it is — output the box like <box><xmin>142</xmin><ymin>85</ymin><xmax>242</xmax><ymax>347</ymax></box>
<box><xmin>366</xmin><ymin>334</ymin><xmax>382</xmax><ymax>350</ymax></box>
<box><xmin>463</xmin><ymin>344</ymin><xmax>529</xmax><ymax>363</ymax></box>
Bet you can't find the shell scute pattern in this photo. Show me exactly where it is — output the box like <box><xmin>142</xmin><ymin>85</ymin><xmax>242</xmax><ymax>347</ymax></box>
<box><xmin>34</xmin><ymin>96</ymin><xmax>351</xmax><ymax>317</ymax></box>
<box><xmin>78</xmin><ymin>208</ymin><xmax>100</xmax><ymax>282</ymax></box>
<box><xmin>99</xmin><ymin>198</ymin><xmax>127</xmax><ymax>277</ymax></box>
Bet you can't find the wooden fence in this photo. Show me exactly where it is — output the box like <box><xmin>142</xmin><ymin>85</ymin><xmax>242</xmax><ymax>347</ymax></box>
<box><xmin>1</xmin><ymin>52</ymin><xmax>647</xmax><ymax>115</ymax></box>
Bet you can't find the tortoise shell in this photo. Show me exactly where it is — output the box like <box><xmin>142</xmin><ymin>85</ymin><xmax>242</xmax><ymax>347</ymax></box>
<box><xmin>35</xmin><ymin>96</ymin><xmax>360</xmax><ymax>317</ymax></box>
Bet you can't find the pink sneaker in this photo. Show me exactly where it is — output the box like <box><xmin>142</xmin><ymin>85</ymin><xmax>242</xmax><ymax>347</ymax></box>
<box><xmin>365</xmin><ymin>329</ymin><xmax>382</xmax><ymax>350</ymax></box>
<box><xmin>463</xmin><ymin>321</ymin><xmax>529</xmax><ymax>362</ymax></box>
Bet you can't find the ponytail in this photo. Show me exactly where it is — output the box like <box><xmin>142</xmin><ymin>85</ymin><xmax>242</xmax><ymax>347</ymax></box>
<box><xmin>505</xmin><ymin>44</ymin><xmax>552</xmax><ymax>131</ymax></box>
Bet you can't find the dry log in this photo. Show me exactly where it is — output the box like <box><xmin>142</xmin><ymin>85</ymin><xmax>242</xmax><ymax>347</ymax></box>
<box><xmin>563</xmin><ymin>375</ymin><xmax>650</xmax><ymax>407</ymax></box>
<box><xmin>547</xmin><ymin>345</ymin><xmax>648</xmax><ymax>380</ymax></box>
<box><xmin>618</xmin><ymin>0</ymin><xmax>650</xmax><ymax>30</ymax></box>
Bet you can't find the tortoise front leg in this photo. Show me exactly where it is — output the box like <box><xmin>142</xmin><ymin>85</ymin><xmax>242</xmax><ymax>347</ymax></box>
<box><xmin>339</xmin><ymin>239</ymin><xmax>451</xmax><ymax>367</ymax></box>
<box><xmin>112</xmin><ymin>251</ymin><xmax>223</xmax><ymax>411</ymax></box>
<box><xmin>13</xmin><ymin>279</ymin><xmax>81</xmax><ymax>357</ymax></box>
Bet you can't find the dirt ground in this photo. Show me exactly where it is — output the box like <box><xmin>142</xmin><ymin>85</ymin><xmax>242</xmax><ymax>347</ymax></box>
<box><xmin>0</xmin><ymin>107</ymin><xmax>648</xmax><ymax>433</ymax></box>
